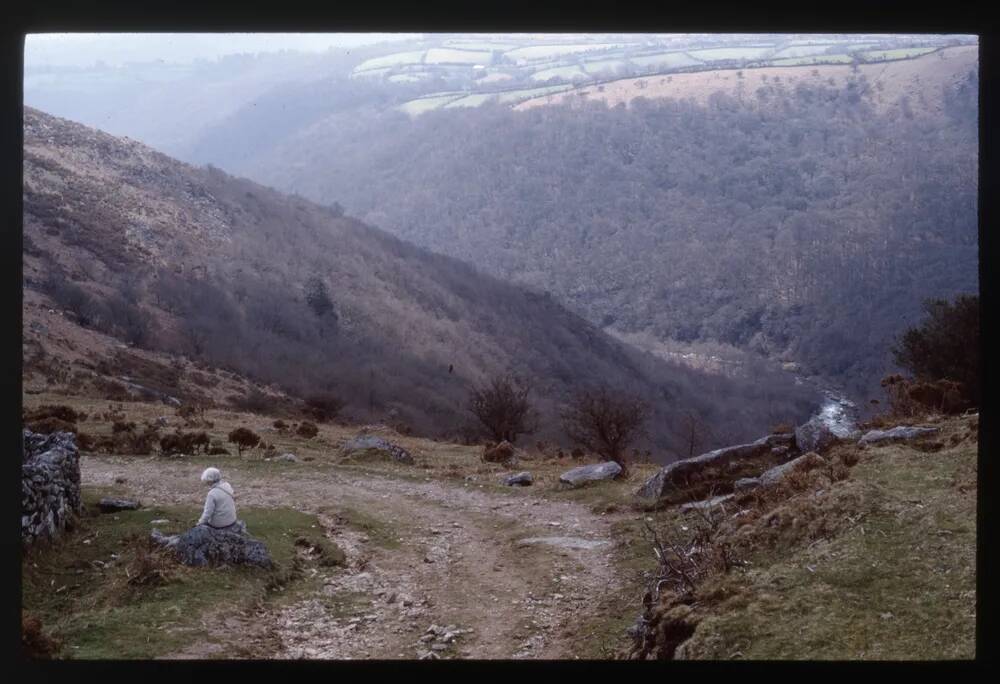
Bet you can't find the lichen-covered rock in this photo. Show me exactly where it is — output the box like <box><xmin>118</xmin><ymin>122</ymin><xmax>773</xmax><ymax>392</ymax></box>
<box><xmin>734</xmin><ymin>477</ymin><xmax>760</xmax><ymax>492</ymax></box>
<box><xmin>503</xmin><ymin>471</ymin><xmax>533</xmax><ymax>486</ymax></box>
<box><xmin>757</xmin><ymin>452</ymin><xmax>827</xmax><ymax>487</ymax></box>
<box><xmin>341</xmin><ymin>435</ymin><xmax>414</xmax><ymax>465</ymax></box>
<box><xmin>153</xmin><ymin>523</ymin><xmax>272</xmax><ymax>568</ymax></box>
<box><xmin>636</xmin><ymin>434</ymin><xmax>787</xmax><ymax>501</ymax></box>
<box><xmin>559</xmin><ymin>461</ymin><xmax>622</xmax><ymax>487</ymax></box>
<box><xmin>858</xmin><ymin>425</ymin><xmax>941</xmax><ymax>446</ymax></box>
<box><xmin>794</xmin><ymin>415</ymin><xmax>838</xmax><ymax>453</ymax></box>
<box><xmin>22</xmin><ymin>430</ymin><xmax>81</xmax><ymax>545</ymax></box>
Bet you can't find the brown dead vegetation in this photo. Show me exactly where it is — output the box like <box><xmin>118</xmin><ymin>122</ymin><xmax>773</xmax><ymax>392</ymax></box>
<box><xmin>22</xmin><ymin>613</ymin><xmax>61</xmax><ymax>659</ymax></box>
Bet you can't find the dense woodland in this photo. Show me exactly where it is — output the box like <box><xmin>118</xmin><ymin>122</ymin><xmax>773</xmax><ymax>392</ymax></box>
<box><xmin>23</xmin><ymin>108</ymin><xmax>818</xmax><ymax>460</ymax></box>
<box><xmin>207</xmin><ymin>67</ymin><xmax>979</xmax><ymax>403</ymax></box>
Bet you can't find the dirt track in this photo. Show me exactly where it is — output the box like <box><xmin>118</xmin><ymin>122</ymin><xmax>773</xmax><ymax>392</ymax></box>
<box><xmin>81</xmin><ymin>456</ymin><xmax>625</xmax><ymax>660</ymax></box>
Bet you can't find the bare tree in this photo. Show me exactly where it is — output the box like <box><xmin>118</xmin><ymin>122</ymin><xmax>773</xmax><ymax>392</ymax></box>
<box><xmin>680</xmin><ymin>410</ymin><xmax>709</xmax><ymax>458</ymax></box>
<box><xmin>467</xmin><ymin>373</ymin><xmax>536</xmax><ymax>443</ymax></box>
<box><xmin>561</xmin><ymin>384</ymin><xmax>650</xmax><ymax>478</ymax></box>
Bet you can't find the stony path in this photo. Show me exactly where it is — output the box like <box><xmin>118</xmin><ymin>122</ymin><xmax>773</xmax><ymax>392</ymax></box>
<box><xmin>81</xmin><ymin>456</ymin><xmax>623</xmax><ymax>660</ymax></box>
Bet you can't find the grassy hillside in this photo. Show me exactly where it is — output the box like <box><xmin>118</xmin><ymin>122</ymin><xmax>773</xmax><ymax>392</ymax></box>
<box><xmin>23</xmin><ymin>106</ymin><xmax>817</xmax><ymax>456</ymax></box>
<box><xmin>627</xmin><ymin>411</ymin><xmax>978</xmax><ymax>659</ymax></box>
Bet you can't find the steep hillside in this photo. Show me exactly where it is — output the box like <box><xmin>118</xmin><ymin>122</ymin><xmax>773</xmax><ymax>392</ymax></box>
<box><xmin>22</xmin><ymin>106</ymin><xmax>817</xmax><ymax>457</ymax></box>
<box><xmin>627</xmin><ymin>412</ymin><xmax>978</xmax><ymax>660</ymax></box>
<box><xmin>228</xmin><ymin>51</ymin><xmax>978</xmax><ymax>402</ymax></box>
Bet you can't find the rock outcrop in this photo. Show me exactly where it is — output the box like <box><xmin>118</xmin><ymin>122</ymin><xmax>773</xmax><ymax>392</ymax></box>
<box><xmin>22</xmin><ymin>430</ymin><xmax>81</xmax><ymax>545</ymax></box>
<box><xmin>340</xmin><ymin>435</ymin><xmax>414</xmax><ymax>465</ymax></box>
<box><xmin>636</xmin><ymin>433</ymin><xmax>792</xmax><ymax>502</ymax></box>
<box><xmin>559</xmin><ymin>461</ymin><xmax>622</xmax><ymax>487</ymax></box>
<box><xmin>794</xmin><ymin>415</ymin><xmax>839</xmax><ymax>454</ymax></box>
<box><xmin>757</xmin><ymin>451</ymin><xmax>827</xmax><ymax>487</ymax></box>
<box><xmin>858</xmin><ymin>425</ymin><xmax>940</xmax><ymax>446</ymax></box>
<box><xmin>152</xmin><ymin>523</ymin><xmax>273</xmax><ymax>568</ymax></box>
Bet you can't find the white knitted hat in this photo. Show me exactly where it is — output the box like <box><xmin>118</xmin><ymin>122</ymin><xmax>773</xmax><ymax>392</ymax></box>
<box><xmin>200</xmin><ymin>467</ymin><xmax>222</xmax><ymax>483</ymax></box>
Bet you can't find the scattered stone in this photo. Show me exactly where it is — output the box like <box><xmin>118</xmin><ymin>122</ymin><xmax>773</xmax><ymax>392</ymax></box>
<box><xmin>430</xmin><ymin>643</ymin><xmax>448</xmax><ymax>652</ymax></box>
<box><xmin>418</xmin><ymin>651</ymin><xmax>439</xmax><ymax>660</ymax></box>
<box><xmin>150</xmin><ymin>519</ymin><xmax>170</xmax><ymax>525</ymax></box>
<box><xmin>503</xmin><ymin>471</ymin><xmax>533</xmax><ymax>486</ymax></box>
<box><xmin>98</xmin><ymin>497</ymin><xmax>140</xmax><ymax>513</ymax></box>
<box><xmin>276</xmin><ymin>453</ymin><xmax>298</xmax><ymax>463</ymax></box>
<box><xmin>734</xmin><ymin>477</ymin><xmax>760</xmax><ymax>492</ymax></box>
<box><xmin>858</xmin><ymin>426</ymin><xmax>941</xmax><ymax>446</ymax></box>
<box><xmin>340</xmin><ymin>435</ymin><xmax>414</xmax><ymax>465</ymax></box>
<box><xmin>559</xmin><ymin>461</ymin><xmax>622</xmax><ymax>488</ymax></box>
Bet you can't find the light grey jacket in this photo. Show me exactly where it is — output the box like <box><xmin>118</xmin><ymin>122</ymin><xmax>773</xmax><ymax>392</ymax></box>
<box><xmin>198</xmin><ymin>481</ymin><xmax>237</xmax><ymax>528</ymax></box>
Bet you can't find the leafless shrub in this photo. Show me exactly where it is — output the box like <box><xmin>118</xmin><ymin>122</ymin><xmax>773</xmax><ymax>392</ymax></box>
<box><xmin>562</xmin><ymin>384</ymin><xmax>650</xmax><ymax>478</ymax></box>
<box><xmin>467</xmin><ymin>373</ymin><xmax>537</xmax><ymax>443</ymax></box>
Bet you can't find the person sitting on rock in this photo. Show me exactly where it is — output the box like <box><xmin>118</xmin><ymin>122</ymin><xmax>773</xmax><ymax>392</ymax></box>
<box><xmin>197</xmin><ymin>467</ymin><xmax>243</xmax><ymax>533</ymax></box>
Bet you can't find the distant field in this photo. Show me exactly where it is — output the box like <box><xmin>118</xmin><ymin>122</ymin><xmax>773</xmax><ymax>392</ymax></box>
<box><xmin>582</xmin><ymin>58</ymin><xmax>630</xmax><ymax>76</ymax></box>
<box><xmin>767</xmin><ymin>54</ymin><xmax>854</xmax><ymax>67</ymax></box>
<box><xmin>350</xmin><ymin>67</ymin><xmax>392</xmax><ymax>80</ymax></box>
<box><xmin>772</xmin><ymin>44</ymin><xmax>838</xmax><ymax>58</ymax></box>
<box><xmin>476</xmin><ymin>72</ymin><xmax>514</xmax><ymax>84</ymax></box>
<box><xmin>506</xmin><ymin>43</ymin><xmax>624</xmax><ymax>62</ymax></box>
<box><xmin>687</xmin><ymin>46</ymin><xmax>775</xmax><ymax>61</ymax></box>
<box><xmin>530</xmin><ymin>65</ymin><xmax>589</xmax><ymax>82</ymax></box>
<box><xmin>401</xmin><ymin>83</ymin><xmax>576</xmax><ymax>115</ymax></box>
<box><xmin>630</xmin><ymin>51</ymin><xmax>702</xmax><ymax>70</ymax></box>
<box><xmin>398</xmin><ymin>92</ymin><xmax>465</xmax><ymax>115</ymax></box>
<box><xmin>354</xmin><ymin>50</ymin><xmax>426</xmax><ymax>72</ymax></box>
<box><xmin>493</xmin><ymin>83</ymin><xmax>574</xmax><ymax>104</ymax></box>
<box><xmin>860</xmin><ymin>47</ymin><xmax>938</xmax><ymax>61</ymax></box>
<box><xmin>424</xmin><ymin>48</ymin><xmax>493</xmax><ymax>65</ymax></box>
<box><xmin>388</xmin><ymin>73</ymin><xmax>432</xmax><ymax>83</ymax></box>
<box><xmin>443</xmin><ymin>40</ymin><xmax>518</xmax><ymax>51</ymax></box>
<box><xmin>444</xmin><ymin>93</ymin><xmax>497</xmax><ymax>108</ymax></box>
<box><xmin>515</xmin><ymin>45</ymin><xmax>977</xmax><ymax>117</ymax></box>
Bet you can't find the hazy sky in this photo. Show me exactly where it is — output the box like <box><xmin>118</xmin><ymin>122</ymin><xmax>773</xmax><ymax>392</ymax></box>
<box><xmin>25</xmin><ymin>33</ymin><xmax>424</xmax><ymax>68</ymax></box>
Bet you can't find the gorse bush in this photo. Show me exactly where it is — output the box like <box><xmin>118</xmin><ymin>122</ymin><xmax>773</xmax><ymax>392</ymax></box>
<box><xmin>227</xmin><ymin>427</ymin><xmax>261</xmax><ymax>456</ymax></box>
<box><xmin>296</xmin><ymin>421</ymin><xmax>319</xmax><ymax>439</ymax></box>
